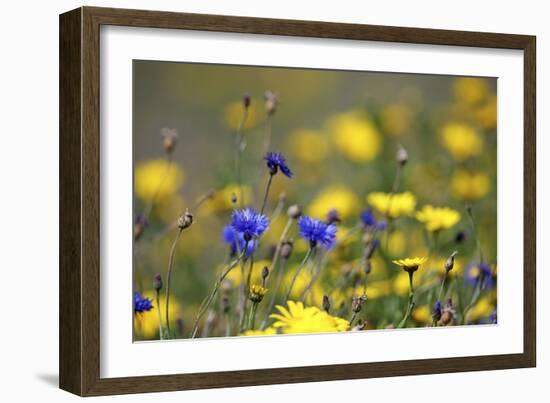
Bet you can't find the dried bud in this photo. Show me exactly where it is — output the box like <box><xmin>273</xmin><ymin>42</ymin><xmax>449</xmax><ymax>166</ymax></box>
<box><xmin>351</xmin><ymin>295</ymin><xmax>367</xmax><ymax>313</ymax></box>
<box><xmin>177</xmin><ymin>209</ymin><xmax>193</xmax><ymax>230</ymax></box>
<box><xmin>454</xmin><ymin>230</ymin><xmax>468</xmax><ymax>244</ymax></box>
<box><xmin>249</xmin><ymin>284</ymin><xmax>268</xmax><ymax>303</ymax></box>
<box><xmin>396</xmin><ymin>144</ymin><xmax>408</xmax><ymax>166</ymax></box>
<box><xmin>322</xmin><ymin>295</ymin><xmax>331</xmax><ymax>313</ymax></box>
<box><xmin>231</xmin><ymin>192</ymin><xmax>238</xmax><ymax>205</ymax></box>
<box><xmin>326</xmin><ymin>209</ymin><xmax>341</xmax><ymax>225</ymax></box>
<box><xmin>153</xmin><ymin>273</ymin><xmax>163</xmax><ymax>291</ymax></box>
<box><xmin>221</xmin><ymin>296</ymin><xmax>230</xmax><ymax>314</ymax></box>
<box><xmin>444</xmin><ymin>251</ymin><xmax>458</xmax><ymax>272</ymax></box>
<box><xmin>161</xmin><ymin>128</ymin><xmax>178</xmax><ymax>154</ymax></box>
<box><xmin>243</xmin><ymin>94</ymin><xmax>251</xmax><ymax>109</ymax></box>
<box><xmin>280</xmin><ymin>239</ymin><xmax>294</xmax><ymax>259</ymax></box>
<box><xmin>261</xmin><ymin>266</ymin><xmax>269</xmax><ymax>281</ymax></box>
<box><xmin>352</xmin><ymin>320</ymin><xmax>368</xmax><ymax>331</ymax></box>
<box><xmin>439</xmin><ymin>298</ymin><xmax>456</xmax><ymax>326</ymax></box>
<box><xmin>264</xmin><ymin>90</ymin><xmax>278</xmax><ymax>115</ymax></box>
<box><xmin>287</xmin><ymin>204</ymin><xmax>302</xmax><ymax>219</ymax></box>
<box><xmin>134</xmin><ymin>214</ymin><xmax>149</xmax><ymax>241</ymax></box>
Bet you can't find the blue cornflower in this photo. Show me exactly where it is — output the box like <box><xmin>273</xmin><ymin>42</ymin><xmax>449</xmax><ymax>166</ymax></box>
<box><xmin>464</xmin><ymin>262</ymin><xmax>494</xmax><ymax>289</ymax></box>
<box><xmin>134</xmin><ymin>292</ymin><xmax>153</xmax><ymax>314</ymax></box>
<box><xmin>298</xmin><ymin>215</ymin><xmax>338</xmax><ymax>250</ymax></box>
<box><xmin>360</xmin><ymin>208</ymin><xmax>387</xmax><ymax>230</ymax></box>
<box><xmin>230</xmin><ymin>208</ymin><xmax>270</xmax><ymax>241</ymax></box>
<box><xmin>432</xmin><ymin>301</ymin><xmax>442</xmax><ymax>322</ymax></box>
<box><xmin>222</xmin><ymin>225</ymin><xmax>257</xmax><ymax>257</ymax></box>
<box><xmin>264</xmin><ymin>152</ymin><xmax>292</xmax><ymax>178</ymax></box>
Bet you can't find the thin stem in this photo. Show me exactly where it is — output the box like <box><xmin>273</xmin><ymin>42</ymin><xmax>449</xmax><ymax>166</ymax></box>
<box><xmin>260</xmin><ymin>174</ymin><xmax>274</xmax><ymax>215</ymax></box>
<box><xmin>263</xmin><ymin>115</ymin><xmax>273</xmax><ymax>156</ymax></box>
<box><xmin>466</xmin><ymin>206</ymin><xmax>485</xmax><ymax>263</ymax></box>
<box><xmin>462</xmin><ymin>275</ymin><xmax>483</xmax><ymax>324</ymax></box>
<box><xmin>235</xmin><ymin>109</ymin><xmax>248</xmax><ymax>208</ymax></box>
<box><xmin>265</xmin><ymin>218</ymin><xmax>293</xmax><ymax>290</ymax></box>
<box><xmin>240</xmin><ymin>251</ymin><xmax>256</xmax><ymax>331</ymax></box>
<box><xmin>300</xmin><ymin>250</ymin><xmax>326</xmax><ymax>302</ymax></box>
<box><xmin>350</xmin><ymin>312</ymin><xmax>358</xmax><ymax>327</ymax></box>
<box><xmin>397</xmin><ymin>271</ymin><xmax>415</xmax><ymax>328</ymax></box>
<box><xmin>156</xmin><ymin>289</ymin><xmax>164</xmax><ymax>340</ymax></box>
<box><xmin>164</xmin><ymin>227</ymin><xmax>183</xmax><ymax>336</ymax></box>
<box><xmin>438</xmin><ymin>273</ymin><xmax>448</xmax><ymax>302</ymax></box>
<box><xmin>191</xmin><ymin>251</ymin><xmax>246</xmax><ymax>338</ymax></box>
<box><xmin>247</xmin><ymin>302</ymin><xmax>259</xmax><ymax>330</ymax></box>
<box><xmin>260</xmin><ymin>257</ymin><xmax>288</xmax><ymax>329</ymax></box>
<box><xmin>284</xmin><ymin>248</ymin><xmax>314</xmax><ymax>302</ymax></box>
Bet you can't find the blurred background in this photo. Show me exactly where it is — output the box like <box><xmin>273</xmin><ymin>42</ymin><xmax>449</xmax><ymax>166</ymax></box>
<box><xmin>132</xmin><ymin>60</ymin><xmax>497</xmax><ymax>340</ymax></box>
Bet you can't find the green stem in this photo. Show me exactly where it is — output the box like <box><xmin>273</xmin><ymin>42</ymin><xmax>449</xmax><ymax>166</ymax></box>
<box><xmin>164</xmin><ymin>228</ymin><xmax>183</xmax><ymax>336</ymax></box>
<box><xmin>156</xmin><ymin>289</ymin><xmax>164</xmax><ymax>340</ymax></box>
<box><xmin>284</xmin><ymin>248</ymin><xmax>314</xmax><ymax>302</ymax></box>
<box><xmin>247</xmin><ymin>302</ymin><xmax>259</xmax><ymax>330</ymax></box>
<box><xmin>397</xmin><ymin>271</ymin><xmax>415</xmax><ymax>328</ymax></box>
<box><xmin>260</xmin><ymin>174</ymin><xmax>274</xmax><ymax>215</ymax></box>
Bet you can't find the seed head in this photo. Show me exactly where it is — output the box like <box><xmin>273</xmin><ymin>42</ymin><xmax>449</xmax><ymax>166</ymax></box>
<box><xmin>249</xmin><ymin>284</ymin><xmax>268</xmax><ymax>303</ymax></box>
<box><xmin>264</xmin><ymin>90</ymin><xmax>278</xmax><ymax>115</ymax></box>
<box><xmin>177</xmin><ymin>209</ymin><xmax>194</xmax><ymax>230</ymax></box>
<box><xmin>280</xmin><ymin>239</ymin><xmax>294</xmax><ymax>259</ymax></box>
<box><xmin>161</xmin><ymin>128</ymin><xmax>178</xmax><ymax>155</ymax></box>
<box><xmin>351</xmin><ymin>295</ymin><xmax>367</xmax><ymax>313</ymax></box>
<box><xmin>261</xmin><ymin>266</ymin><xmax>270</xmax><ymax>282</ymax></box>
<box><xmin>231</xmin><ymin>192</ymin><xmax>238</xmax><ymax>205</ymax></box>
<box><xmin>444</xmin><ymin>251</ymin><xmax>458</xmax><ymax>272</ymax></box>
<box><xmin>243</xmin><ymin>94</ymin><xmax>251</xmax><ymax>109</ymax></box>
<box><xmin>396</xmin><ymin>144</ymin><xmax>408</xmax><ymax>166</ymax></box>
<box><xmin>322</xmin><ymin>295</ymin><xmax>331</xmax><ymax>313</ymax></box>
<box><xmin>287</xmin><ymin>204</ymin><xmax>302</xmax><ymax>219</ymax></box>
<box><xmin>363</xmin><ymin>259</ymin><xmax>372</xmax><ymax>275</ymax></box>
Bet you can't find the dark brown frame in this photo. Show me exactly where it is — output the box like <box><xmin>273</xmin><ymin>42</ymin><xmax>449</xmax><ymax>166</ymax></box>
<box><xmin>59</xmin><ymin>6</ymin><xmax>536</xmax><ymax>396</ymax></box>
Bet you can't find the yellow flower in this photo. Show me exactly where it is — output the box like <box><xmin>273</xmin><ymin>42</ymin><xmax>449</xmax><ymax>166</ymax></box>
<box><xmin>412</xmin><ymin>305</ymin><xmax>432</xmax><ymax>325</ymax></box>
<box><xmin>441</xmin><ymin>123</ymin><xmax>483</xmax><ymax>161</ymax></box>
<box><xmin>226</xmin><ymin>259</ymin><xmax>270</xmax><ymax>287</ymax></box>
<box><xmin>201</xmin><ymin>183</ymin><xmax>252</xmax><ymax>213</ymax></box>
<box><xmin>475</xmin><ymin>95</ymin><xmax>497</xmax><ymax>130</ymax></box>
<box><xmin>270</xmin><ymin>301</ymin><xmax>350</xmax><ymax>334</ymax></box>
<box><xmin>366</xmin><ymin>192</ymin><xmax>416</xmax><ymax>219</ymax></box>
<box><xmin>249</xmin><ymin>284</ymin><xmax>268</xmax><ymax>302</ymax></box>
<box><xmin>308</xmin><ymin>185</ymin><xmax>360</xmax><ymax>220</ymax></box>
<box><xmin>392</xmin><ymin>257</ymin><xmax>428</xmax><ymax>272</ymax></box>
<box><xmin>451</xmin><ymin>170</ymin><xmax>491</xmax><ymax>200</ymax></box>
<box><xmin>327</xmin><ymin>111</ymin><xmax>382</xmax><ymax>162</ymax></box>
<box><xmin>453</xmin><ymin>77</ymin><xmax>489</xmax><ymax>106</ymax></box>
<box><xmin>466</xmin><ymin>295</ymin><xmax>495</xmax><ymax>323</ymax></box>
<box><xmin>288</xmin><ymin>129</ymin><xmax>330</xmax><ymax>163</ymax></box>
<box><xmin>223</xmin><ymin>101</ymin><xmax>259</xmax><ymax>130</ymax></box>
<box><xmin>134</xmin><ymin>159</ymin><xmax>184</xmax><ymax>202</ymax></box>
<box><xmin>380</xmin><ymin>104</ymin><xmax>412</xmax><ymax>137</ymax></box>
<box><xmin>134</xmin><ymin>291</ymin><xmax>181</xmax><ymax>339</ymax></box>
<box><xmin>416</xmin><ymin>205</ymin><xmax>461</xmax><ymax>232</ymax></box>
<box><xmin>387</xmin><ymin>230</ymin><xmax>406</xmax><ymax>256</ymax></box>
<box><xmin>240</xmin><ymin>327</ymin><xmax>277</xmax><ymax>336</ymax></box>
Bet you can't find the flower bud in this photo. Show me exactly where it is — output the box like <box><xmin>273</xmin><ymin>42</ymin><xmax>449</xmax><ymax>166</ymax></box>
<box><xmin>222</xmin><ymin>296</ymin><xmax>230</xmax><ymax>314</ymax></box>
<box><xmin>249</xmin><ymin>284</ymin><xmax>268</xmax><ymax>303</ymax></box>
<box><xmin>445</xmin><ymin>251</ymin><xmax>458</xmax><ymax>273</ymax></box>
<box><xmin>280</xmin><ymin>239</ymin><xmax>294</xmax><ymax>259</ymax></box>
<box><xmin>231</xmin><ymin>192</ymin><xmax>238</xmax><ymax>205</ymax></box>
<box><xmin>261</xmin><ymin>266</ymin><xmax>269</xmax><ymax>282</ymax></box>
<box><xmin>153</xmin><ymin>273</ymin><xmax>163</xmax><ymax>291</ymax></box>
<box><xmin>134</xmin><ymin>214</ymin><xmax>149</xmax><ymax>241</ymax></box>
<box><xmin>351</xmin><ymin>295</ymin><xmax>367</xmax><ymax>313</ymax></box>
<box><xmin>161</xmin><ymin>128</ymin><xmax>178</xmax><ymax>155</ymax></box>
<box><xmin>326</xmin><ymin>209</ymin><xmax>341</xmax><ymax>225</ymax></box>
<box><xmin>352</xmin><ymin>320</ymin><xmax>368</xmax><ymax>331</ymax></box>
<box><xmin>322</xmin><ymin>295</ymin><xmax>331</xmax><ymax>313</ymax></box>
<box><xmin>177</xmin><ymin>209</ymin><xmax>193</xmax><ymax>230</ymax></box>
<box><xmin>264</xmin><ymin>90</ymin><xmax>278</xmax><ymax>116</ymax></box>
<box><xmin>243</xmin><ymin>94</ymin><xmax>251</xmax><ymax>109</ymax></box>
<box><xmin>287</xmin><ymin>204</ymin><xmax>302</xmax><ymax>219</ymax></box>
<box><xmin>363</xmin><ymin>259</ymin><xmax>372</xmax><ymax>275</ymax></box>
<box><xmin>432</xmin><ymin>301</ymin><xmax>442</xmax><ymax>323</ymax></box>
<box><xmin>396</xmin><ymin>144</ymin><xmax>408</xmax><ymax>166</ymax></box>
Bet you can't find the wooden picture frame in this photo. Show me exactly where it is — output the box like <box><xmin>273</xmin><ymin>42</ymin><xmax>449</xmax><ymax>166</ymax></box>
<box><xmin>59</xmin><ymin>6</ymin><xmax>536</xmax><ymax>396</ymax></box>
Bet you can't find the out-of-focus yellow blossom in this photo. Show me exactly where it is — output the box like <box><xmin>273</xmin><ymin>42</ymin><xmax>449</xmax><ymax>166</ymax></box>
<box><xmin>453</xmin><ymin>77</ymin><xmax>489</xmax><ymax>107</ymax></box>
<box><xmin>270</xmin><ymin>301</ymin><xmax>350</xmax><ymax>334</ymax></box>
<box><xmin>288</xmin><ymin>129</ymin><xmax>330</xmax><ymax>163</ymax></box>
<box><xmin>223</xmin><ymin>100</ymin><xmax>259</xmax><ymax>130</ymax></box>
<box><xmin>380</xmin><ymin>104</ymin><xmax>412</xmax><ymax>137</ymax></box>
<box><xmin>441</xmin><ymin>123</ymin><xmax>483</xmax><ymax>161</ymax></box>
<box><xmin>308</xmin><ymin>185</ymin><xmax>360</xmax><ymax>220</ymax></box>
<box><xmin>134</xmin><ymin>291</ymin><xmax>181</xmax><ymax>339</ymax></box>
<box><xmin>393</xmin><ymin>271</ymin><xmax>411</xmax><ymax>296</ymax></box>
<box><xmin>466</xmin><ymin>295</ymin><xmax>495</xmax><ymax>323</ymax></box>
<box><xmin>451</xmin><ymin>170</ymin><xmax>491</xmax><ymax>200</ymax></box>
<box><xmin>387</xmin><ymin>230</ymin><xmax>407</xmax><ymax>256</ymax></box>
<box><xmin>201</xmin><ymin>184</ymin><xmax>252</xmax><ymax>213</ymax></box>
<box><xmin>327</xmin><ymin>111</ymin><xmax>382</xmax><ymax>162</ymax></box>
<box><xmin>476</xmin><ymin>95</ymin><xmax>497</xmax><ymax>130</ymax></box>
<box><xmin>156</xmin><ymin>195</ymin><xmax>185</xmax><ymax>223</ymax></box>
<box><xmin>365</xmin><ymin>280</ymin><xmax>393</xmax><ymax>299</ymax></box>
<box><xmin>416</xmin><ymin>205</ymin><xmax>461</xmax><ymax>232</ymax></box>
<box><xmin>412</xmin><ymin>305</ymin><xmax>432</xmax><ymax>325</ymax></box>
<box><xmin>240</xmin><ymin>327</ymin><xmax>277</xmax><ymax>336</ymax></box>
<box><xmin>367</xmin><ymin>192</ymin><xmax>416</xmax><ymax>219</ymax></box>
<box><xmin>282</xmin><ymin>267</ymin><xmax>323</xmax><ymax>306</ymax></box>
<box><xmin>135</xmin><ymin>159</ymin><xmax>184</xmax><ymax>202</ymax></box>
<box><xmin>226</xmin><ymin>259</ymin><xmax>270</xmax><ymax>287</ymax></box>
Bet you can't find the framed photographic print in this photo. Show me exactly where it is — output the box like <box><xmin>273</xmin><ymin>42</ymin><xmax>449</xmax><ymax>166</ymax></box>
<box><xmin>59</xmin><ymin>6</ymin><xmax>536</xmax><ymax>396</ymax></box>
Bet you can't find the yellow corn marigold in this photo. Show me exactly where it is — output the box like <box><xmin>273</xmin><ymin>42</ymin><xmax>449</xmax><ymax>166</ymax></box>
<box><xmin>416</xmin><ymin>205</ymin><xmax>461</xmax><ymax>232</ymax></box>
<box><xmin>441</xmin><ymin>123</ymin><xmax>483</xmax><ymax>161</ymax></box>
<box><xmin>240</xmin><ymin>327</ymin><xmax>277</xmax><ymax>336</ymax></box>
<box><xmin>270</xmin><ymin>301</ymin><xmax>350</xmax><ymax>334</ymax></box>
<box><xmin>134</xmin><ymin>159</ymin><xmax>184</xmax><ymax>202</ymax></box>
<box><xmin>451</xmin><ymin>170</ymin><xmax>491</xmax><ymax>200</ymax></box>
<box><xmin>367</xmin><ymin>191</ymin><xmax>416</xmax><ymax>219</ymax></box>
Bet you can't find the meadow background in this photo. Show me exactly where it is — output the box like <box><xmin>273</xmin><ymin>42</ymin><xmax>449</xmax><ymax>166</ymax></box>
<box><xmin>132</xmin><ymin>61</ymin><xmax>497</xmax><ymax>340</ymax></box>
